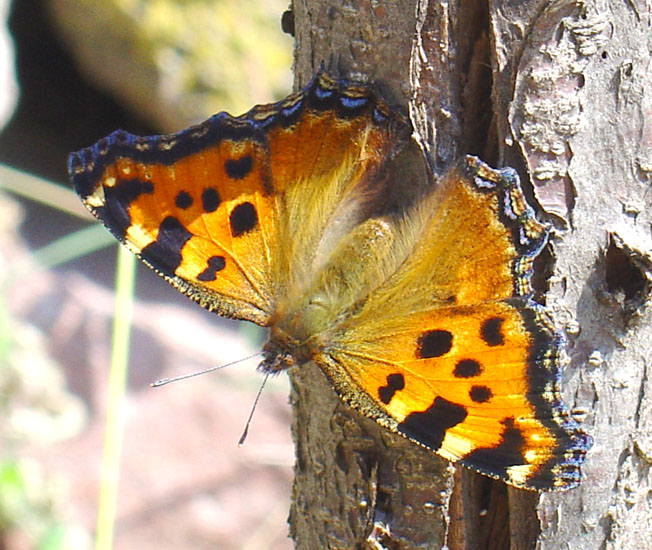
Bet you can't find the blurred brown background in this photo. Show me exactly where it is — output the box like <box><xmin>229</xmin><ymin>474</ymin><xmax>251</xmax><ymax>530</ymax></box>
<box><xmin>0</xmin><ymin>1</ymin><xmax>295</xmax><ymax>549</ymax></box>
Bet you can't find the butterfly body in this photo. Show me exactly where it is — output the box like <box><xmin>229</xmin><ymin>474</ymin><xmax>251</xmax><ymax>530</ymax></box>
<box><xmin>70</xmin><ymin>73</ymin><xmax>591</xmax><ymax>491</ymax></box>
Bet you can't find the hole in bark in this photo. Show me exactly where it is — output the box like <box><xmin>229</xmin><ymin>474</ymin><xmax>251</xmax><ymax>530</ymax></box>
<box><xmin>281</xmin><ymin>8</ymin><xmax>295</xmax><ymax>36</ymax></box>
<box><xmin>604</xmin><ymin>233</ymin><xmax>651</xmax><ymax>316</ymax></box>
<box><xmin>376</xmin><ymin>486</ymin><xmax>392</xmax><ymax>510</ymax></box>
<box><xmin>531</xmin><ymin>244</ymin><xmax>554</xmax><ymax>302</ymax></box>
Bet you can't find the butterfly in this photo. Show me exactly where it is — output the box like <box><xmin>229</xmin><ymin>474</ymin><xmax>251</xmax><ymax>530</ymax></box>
<box><xmin>69</xmin><ymin>72</ymin><xmax>591</xmax><ymax>491</ymax></box>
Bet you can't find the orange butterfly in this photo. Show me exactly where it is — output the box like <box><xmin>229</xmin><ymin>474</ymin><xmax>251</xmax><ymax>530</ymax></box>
<box><xmin>69</xmin><ymin>73</ymin><xmax>591</xmax><ymax>490</ymax></box>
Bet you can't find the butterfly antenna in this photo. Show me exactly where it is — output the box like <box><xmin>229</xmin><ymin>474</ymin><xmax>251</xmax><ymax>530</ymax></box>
<box><xmin>151</xmin><ymin>352</ymin><xmax>263</xmax><ymax>387</ymax></box>
<box><xmin>238</xmin><ymin>371</ymin><xmax>270</xmax><ymax>447</ymax></box>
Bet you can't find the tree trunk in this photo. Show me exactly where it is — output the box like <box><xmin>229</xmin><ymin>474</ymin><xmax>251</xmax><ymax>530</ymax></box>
<box><xmin>287</xmin><ymin>1</ymin><xmax>652</xmax><ymax>549</ymax></box>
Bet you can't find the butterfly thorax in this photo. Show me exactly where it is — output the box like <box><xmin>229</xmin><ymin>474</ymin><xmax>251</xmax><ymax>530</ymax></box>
<box><xmin>260</xmin><ymin>216</ymin><xmax>405</xmax><ymax>375</ymax></box>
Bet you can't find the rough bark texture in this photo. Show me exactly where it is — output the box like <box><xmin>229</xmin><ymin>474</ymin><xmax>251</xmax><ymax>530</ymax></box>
<box><xmin>289</xmin><ymin>5</ymin><xmax>452</xmax><ymax>548</ymax></box>
<box><xmin>288</xmin><ymin>1</ymin><xmax>652</xmax><ymax>549</ymax></box>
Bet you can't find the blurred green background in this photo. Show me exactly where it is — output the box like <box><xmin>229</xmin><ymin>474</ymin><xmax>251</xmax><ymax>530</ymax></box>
<box><xmin>0</xmin><ymin>1</ymin><xmax>294</xmax><ymax>549</ymax></box>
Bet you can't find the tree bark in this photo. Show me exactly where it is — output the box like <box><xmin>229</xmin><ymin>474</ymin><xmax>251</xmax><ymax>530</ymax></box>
<box><xmin>288</xmin><ymin>1</ymin><xmax>652</xmax><ymax>549</ymax></box>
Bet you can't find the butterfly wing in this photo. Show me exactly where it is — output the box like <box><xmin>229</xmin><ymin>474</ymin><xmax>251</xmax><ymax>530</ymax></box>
<box><xmin>314</xmin><ymin>156</ymin><xmax>591</xmax><ymax>490</ymax></box>
<box><xmin>69</xmin><ymin>74</ymin><xmax>408</xmax><ymax>325</ymax></box>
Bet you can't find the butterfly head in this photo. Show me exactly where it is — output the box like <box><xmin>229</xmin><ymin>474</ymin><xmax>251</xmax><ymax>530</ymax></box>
<box><xmin>259</xmin><ymin>328</ymin><xmax>312</xmax><ymax>374</ymax></box>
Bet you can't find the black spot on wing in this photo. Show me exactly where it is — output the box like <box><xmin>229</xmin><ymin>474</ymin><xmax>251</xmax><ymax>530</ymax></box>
<box><xmin>175</xmin><ymin>190</ymin><xmax>193</xmax><ymax>209</ymax></box>
<box><xmin>230</xmin><ymin>202</ymin><xmax>258</xmax><ymax>237</ymax></box>
<box><xmin>101</xmin><ymin>179</ymin><xmax>154</xmax><ymax>238</ymax></box>
<box><xmin>416</xmin><ymin>330</ymin><xmax>453</xmax><ymax>358</ymax></box>
<box><xmin>453</xmin><ymin>359</ymin><xmax>482</xmax><ymax>378</ymax></box>
<box><xmin>398</xmin><ymin>397</ymin><xmax>467</xmax><ymax>451</ymax></box>
<box><xmin>196</xmin><ymin>255</ymin><xmax>226</xmax><ymax>282</ymax></box>
<box><xmin>463</xmin><ymin>417</ymin><xmax>525</xmax><ymax>472</ymax></box>
<box><xmin>378</xmin><ymin>373</ymin><xmax>405</xmax><ymax>405</ymax></box>
<box><xmin>140</xmin><ymin>216</ymin><xmax>192</xmax><ymax>276</ymax></box>
<box><xmin>201</xmin><ymin>188</ymin><xmax>220</xmax><ymax>213</ymax></box>
<box><xmin>481</xmin><ymin>317</ymin><xmax>505</xmax><ymax>346</ymax></box>
<box><xmin>224</xmin><ymin>156</ymin><xmax>253</xmax><ymax>179</ymax></box>
<box><xmin>469</xmin><ymin>385</ymin><xmax>493</xmax><ymax>403</ymax></box>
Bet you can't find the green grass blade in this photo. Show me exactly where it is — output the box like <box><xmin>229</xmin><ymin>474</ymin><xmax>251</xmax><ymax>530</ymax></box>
<box><xmin>0</xmin><ymin>163</ymin><xmax>92</xmax><ymax>220</ymax></box>
<box><xmin>30</xmin><ymin>225</ymin><xmax>116</xmax><ymax>270</ymax></box>
<box><xmin>2</xmin><ymin>226</ymin><xmax>116</xmax><ymax>287</ymax></box>
<box><xmin>95</xmin><ymin>247</ymin><xmax>136</xmax><ymax>550</ymax></box>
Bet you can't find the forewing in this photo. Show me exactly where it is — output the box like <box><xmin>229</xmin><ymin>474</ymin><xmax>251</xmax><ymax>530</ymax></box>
<box><xmin>69</xmin><ymin>74</ymin><xmax>408</xmax><ymax>325</ymax></box>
